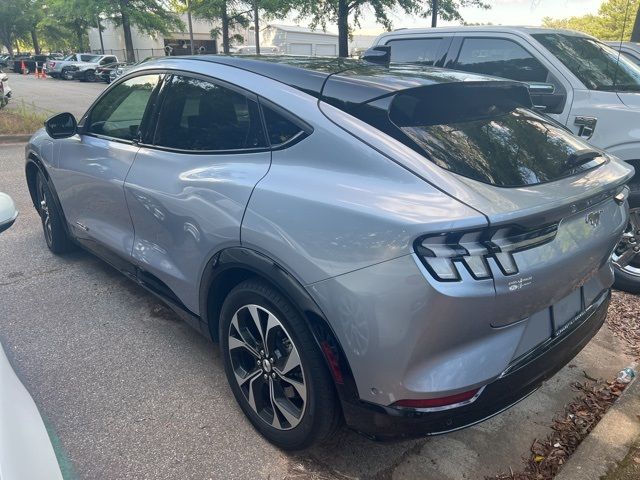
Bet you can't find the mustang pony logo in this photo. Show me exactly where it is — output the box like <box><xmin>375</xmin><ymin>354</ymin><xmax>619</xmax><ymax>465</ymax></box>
<box><xmin>585</xmin><ymin>210</ymin><xmax>603</xmax><ymax>228</ymax></box>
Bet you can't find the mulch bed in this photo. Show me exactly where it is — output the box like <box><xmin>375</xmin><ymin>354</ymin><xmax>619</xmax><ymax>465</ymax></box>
<box><xmin>489</xmin><ymin>291</ymin><xmax>640</xmax><ymax>480</ymax></box>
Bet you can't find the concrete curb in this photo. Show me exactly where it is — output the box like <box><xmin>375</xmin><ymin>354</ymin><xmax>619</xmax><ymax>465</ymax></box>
<box><xmin>0</xmin><ymin>134</ymin><xmax>30</xmax><ymax>144</ymax></box>
<box><xmin>555</xmin><ymin>376</ymin><xmax>640</xmax><ymax>480</ymax></box>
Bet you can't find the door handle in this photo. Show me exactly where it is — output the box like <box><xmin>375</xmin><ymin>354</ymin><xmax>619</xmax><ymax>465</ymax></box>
<box><xmin>574</xmin><ymin>116</ymin><xmax>597</xmax><ymax>139</ymax></box>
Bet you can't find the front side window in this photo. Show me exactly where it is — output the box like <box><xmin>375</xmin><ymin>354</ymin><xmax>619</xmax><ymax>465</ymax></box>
<box><xmin>87</xmin><ymin>74</ymin><xmax>161</xmax><ymax>141</ymax></box>
<box><xmin>154</xmin><ymin>75</ymin><xmax>266</xmax><ymax>151</ymax></box>
<box><xmin>453</xmin><ymin>37</ymin><xmax>548</xmax><ymax>82</ymax></box>
<box><xmin>80</xmin><ymin>55</ymin><xmax>100</xmax><ymax>62</ymax></box>
<box><xmin>533</xmin><ymin>33</ymin><xmax>640</xmax><ymax>92</ymax></box>
<box><xmin>386</xmin><ymin>38</ymin><xmax>443</xmax><ymax>65</ymax></box>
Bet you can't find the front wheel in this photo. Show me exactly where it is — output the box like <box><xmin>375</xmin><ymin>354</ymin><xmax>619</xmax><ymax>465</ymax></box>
<box><xmin>36</xmin><ymin>172</ymin><xmax>76</xmax><ymax>254</ymax></box>
<box><xmin>219</xmin><ymin>279</ymin><xmax>340</xmax><ymax>450</ymax></box>
<box><xmin>84</xmin><ymin>70</ymin><xmax>96</xmax><ymax>82</ymax></box>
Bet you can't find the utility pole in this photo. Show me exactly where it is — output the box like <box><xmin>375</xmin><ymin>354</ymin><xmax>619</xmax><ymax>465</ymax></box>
<box><xmin>97</xmin><ymin>17</ymin><xmax>105</xmax><ymax>54</ymax></box>
<box><xmin>186</xmin><ymin>0</ymin><xmax>195</xmax><ymax>54</ymax></box>
<box><xmin>431</xmin><ymin>0</ymin><xmax>438</xmax><ymax>28</ymax></box>
<box><xmin>253</xmin><ymin>0</ymin><xmax>260</xmax><ymax>55</ymax></box>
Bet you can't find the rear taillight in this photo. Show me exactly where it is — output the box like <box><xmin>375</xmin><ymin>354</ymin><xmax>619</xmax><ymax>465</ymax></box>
<box><xmin>393</xmin><ymin>388</ymin><xmax>481</xmax><ymax>409</ymax></box>
<box><xmin>416</xmin><ymin>224</ymin><xmax>558</xmax><ymax>282</ymax></box>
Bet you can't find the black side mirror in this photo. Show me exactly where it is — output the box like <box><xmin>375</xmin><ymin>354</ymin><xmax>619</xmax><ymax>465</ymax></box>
<box><xmin>362</xmin><ymin>45</ymin><xmax>391</xmax><ymax>66</ymax></box>
<box><xmin>45</xmin><ymin>112</ymin><xmax>77</xmax><ymax>139</ymax></box>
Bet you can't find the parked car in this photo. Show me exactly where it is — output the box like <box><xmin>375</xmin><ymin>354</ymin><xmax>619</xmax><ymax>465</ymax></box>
<box><xmin>65</xmin><ymin>54</ymin><xmax>119</xmax><ymax>82</ymax></box>
<box><xmin>235</xmin><ymin>45</ymin><xmax>280</xmax><ymax>54</ymax></box>
<box><xmin>605</xmin><ymin>41</ymin><xmax>640</xmax><ymax>66</ymax></box>
<box><xmin>0</xmin><ymin>54</ymin><xmax>10</xmax><ymax>69</ymax></box>
<box><xmin>9</xmin><ymin>54</ymin><xmax>51</xmax><ymax>73</ymax></box>
<box><xmin>0</xmin><ymin>72</ymin><xmax>11</xmax><ymax>108</ymax></box>
<box><xmin>0</xmin><ymin>192</ymin><xmax>17</xmax><ymax>233</ymax></box>
<box><xmin>95</xmin><ymin>61</ymin><xmax>128</xmax><ymax>83</ymax></box>
<box><xmin>372</xmin><ymin>26</ymin><xmax>640</xmax><ymax>293</ymax></box>
<box><xmin>110</xmin><ymin>56</ymin><xmax>157</xmax><ymax>82</ymax></box>
<box><xmin>26</xmin><ymin>56</ymin><xmax>632</xmax><ymax>449</ymax></box>
<box><xmin>46</xmin><ymin>53</ymin><xmax>114</xmax><ymax>79</ymax></box>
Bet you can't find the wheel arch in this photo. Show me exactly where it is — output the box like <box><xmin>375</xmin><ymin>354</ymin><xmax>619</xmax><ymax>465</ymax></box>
<box><xmin>199</xmin><ymin>247</ymin><xmax>361</xmax><ymax>405</ymax></box>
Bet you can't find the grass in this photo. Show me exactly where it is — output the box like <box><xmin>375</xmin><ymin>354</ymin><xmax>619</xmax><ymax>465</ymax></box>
<box><xmin>0</xmin><ymin>99</ymin><xmax>49</xmax><ymax>135</ymax></box>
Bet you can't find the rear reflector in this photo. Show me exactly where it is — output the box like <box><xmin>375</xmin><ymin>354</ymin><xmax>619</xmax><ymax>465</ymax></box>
<box><xmin>392</xmin><ymin>388</ymin><xmax>481</xmax><ymax>409</ymax></box>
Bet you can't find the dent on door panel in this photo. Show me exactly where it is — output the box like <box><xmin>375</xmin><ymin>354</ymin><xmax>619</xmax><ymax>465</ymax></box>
<box><xmin>124</xmin><ymin>147</ymin><xmax>272</xmax><ymax>313</ymax></box>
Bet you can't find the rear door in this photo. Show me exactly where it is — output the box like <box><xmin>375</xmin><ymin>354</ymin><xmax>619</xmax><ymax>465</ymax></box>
<box><xmin>124</xmin><ymin>73</ymin><xmax>272</xmax><ymax>312</ymax></box>
<box><xmin>53</xmin><ymin>73</ymin><xmax>163</xmax><ymax>267</ymax></box>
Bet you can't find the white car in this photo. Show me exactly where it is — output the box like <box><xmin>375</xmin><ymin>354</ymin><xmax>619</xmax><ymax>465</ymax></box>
<box><xmin>372</xmin><ymin>26</ymin><xmax>640</xmax><ymax>292</ymax></box>
<box><xmin>46</xmin><ymin>53</ymin><xmax>117</xmax><ymax>80</ymax></box>
<box><xmin>0</xmin><ymin>72</ymin><xmax>11</xmax><ymax>109</ymax></box>
<box><xmin>606</xmin><ymin>41</ymin><xmax>640</xmax><ymax>66</ymax></box>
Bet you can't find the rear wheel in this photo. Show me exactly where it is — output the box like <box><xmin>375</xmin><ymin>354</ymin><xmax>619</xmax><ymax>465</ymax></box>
<box><xmin>614</xmin><ymin>187</ymin><xmax>640</xmax><ymax>293</ymax></box>
<box><xmin>84</xmin><ymin>70</ymin><xmax>96</xmax><ymax>82</ymax></box>
<box><xmin>35</xmin><ymin>172</ymin><xmax>76</xmax><ymax>254</ymax></box>
<box><xmin>219</xmin><ymin>279</ymin><xmax>340</xmax><ymax>450</ymax></box>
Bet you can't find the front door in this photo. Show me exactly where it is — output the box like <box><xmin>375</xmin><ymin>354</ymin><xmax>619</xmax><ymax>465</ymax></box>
<box><xmin>53</xmin><ymin>73</ymin><xmax>163</xmax><ymax>264</ymax></box>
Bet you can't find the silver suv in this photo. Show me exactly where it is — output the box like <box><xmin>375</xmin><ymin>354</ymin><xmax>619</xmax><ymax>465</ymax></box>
<box><xmin>26</xmin><ymin>56</ymin><xmax>633</xmax><ymax>449</ymax></box>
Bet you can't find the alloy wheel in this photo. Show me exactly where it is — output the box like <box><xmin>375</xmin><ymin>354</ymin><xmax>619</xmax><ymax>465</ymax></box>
<box><xmin>613</xmin><ymin>207</ymin><xmax>640</xmax><ymax>277</ymax></box>
<box><xmin>227</xmin><ymin>304</ymin><xmax>307</xmax><ymax>430</ymax></box>
<box><xmin>38</xmin><ymin>181</ymin><xmax>53</xmax><ymax>245</ymax></box>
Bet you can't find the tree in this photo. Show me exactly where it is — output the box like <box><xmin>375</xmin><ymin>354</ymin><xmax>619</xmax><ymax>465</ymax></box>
<box><xmin>297</xmin><ymin>0</ymin><xmax>489</xmax><ymax>58</ymax></box>
<box><xmin>0</xmin><ymin>0</ymin><xmax>35</xmax><ymax>55</ymax></box>
<box><xmin>187</xmin><ymin>0</ymin><xmax>250</xmax><ymax>54</ymax></box>
<box><xmin>102</xmin><ymin>0</ymin><xmax>184</xmax><ymax>61</ymax></box>
<box><xmin>543</xmin><ymin>0</ymin><xmax>640</xmax><ymax>42</ymax></box>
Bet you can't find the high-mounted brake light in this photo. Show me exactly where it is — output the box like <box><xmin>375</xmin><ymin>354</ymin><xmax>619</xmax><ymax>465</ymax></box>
<box><xmin>393</xmin><ymin>388</ymin><xmax>481</xmax><ymax>409</ymax></box>
<box><xmin>416</xmin><ymin>224</ymin><xmax>558</xmax><ymax>282</ymax></box>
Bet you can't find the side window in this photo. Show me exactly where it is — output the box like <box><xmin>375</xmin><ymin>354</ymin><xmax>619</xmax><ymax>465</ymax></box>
<box><xmin>453</xmin><ymin>37</ymin><xmax>548</xmax><ymax>82</ymax></box>
<box><xmin>154</xmin><ymin>75</ymin><xmax>266</xmax><ymax>151</ymax></box>
<box><xmin>262</xmin><ymin>105</ymin><xmax>304</xmax><ymax>146</ymax></box>
<box><xmin>386</xmin><ymin>38</ymin><xmax>443</xmax><ymax>65</ymax></box>
<box><xmin>87</xmin><ymin>74</ymin><xmax>161</xmax><ymax>141</ymax></box>
<box><xmin>621</xmin><ymin>51</ymin><xmax>640</xmax><ymax>67</ymax></box>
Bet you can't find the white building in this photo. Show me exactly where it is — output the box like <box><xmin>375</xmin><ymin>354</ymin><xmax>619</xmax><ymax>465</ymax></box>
<box><xmin>88</xmin><ymin>14</ymin><xmax>218</xmax><ymax>61</ymax></box>
<box><xmin>251</xmin><ymin>24</ymin><xmax>339</xmax><ymax>57</ymax></box>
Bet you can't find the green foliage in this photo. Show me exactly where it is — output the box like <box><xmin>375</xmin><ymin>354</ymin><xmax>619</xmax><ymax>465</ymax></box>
<box><xmin>543</xmin><ymin>0</ymin><xmax>640</xmax><ymax>41</ymax></box>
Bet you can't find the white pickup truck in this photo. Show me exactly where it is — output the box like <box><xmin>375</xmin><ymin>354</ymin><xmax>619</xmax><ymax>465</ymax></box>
<box><xmin>371</xmin><ymin>26</ymin><xmax>640</xmax><ymax>293</ymax></box>
<box><xmin>46</xmin><ymin>53</ymin><xmax>118</xmax><ymax>80</ymax></box>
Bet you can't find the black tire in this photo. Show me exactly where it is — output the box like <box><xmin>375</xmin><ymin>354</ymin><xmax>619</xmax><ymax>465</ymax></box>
<box><xmin>85</xmin><ymin>70</ymin><xmax>96</xmax><ymax>82</ymax></box>
<box><xmin>35</xmin><ymin>172</ymin><xmax>76</xmax><ymax>254</ymax></box>
<box><xmin>614</xmin><ymin>184</ymin><xmax>640</xmax><ymax>294</ymax></box>
<box><xmin>219</xmin><ymin>278</ymin><xmax>340</xmax><ymax>450</ymax></box>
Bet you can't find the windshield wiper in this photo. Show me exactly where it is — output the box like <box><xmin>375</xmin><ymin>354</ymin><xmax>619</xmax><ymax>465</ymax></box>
<box><xmin>564</xmin><ymin>149</ymin><xmax>605</xmax><ymax>172</ymax></box>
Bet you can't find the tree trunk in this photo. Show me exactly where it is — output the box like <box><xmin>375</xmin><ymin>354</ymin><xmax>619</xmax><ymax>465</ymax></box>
<box><xmin>76</xmin><ymin>25</ymin><xmax>84</xmax><ymax>52</ymax></box>
<box><xmin>337</xmin><ymin>0</ymin><xmax>349</xmax><ymax>57</ymax></box>
<box><xmin>253</xmin><ymin>0</ymin><xmax>260</xmax><ymax>55</ymax></box>
<box><xmin>120</xmin><ymin>0</ymin><xmax>135</xmax><ymax>62</ymax></box>
<box><xmin>30</xmin><ymin>28</ymin><xmax>40</xmax><ymax>54</ymax></box>
<box><xmin>186</xmin><ymin>0</ymin><xmax>195</xmax><ymax>54</ymax></box>
<box><xmin>631</xmin><ymin>6</ymin><xmax>640</xmax><ymax>42</ymax></box>
<box><xmin>222</xmin><ymin>0</ymin><xmax>230</xmax><ymax>54</ymax></box>
<box><xmin>97</xmin><ymin>17</ymin><xmax>105</xmax><ymax>54</ymax></box>
<box><xmin>431</xmin><ymin>0</ymin><xmax>439</xmax><ymax>28</ymax></box>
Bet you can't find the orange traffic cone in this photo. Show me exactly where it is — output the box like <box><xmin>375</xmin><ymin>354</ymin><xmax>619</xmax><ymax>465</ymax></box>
<box><xmin>21</xmin><ymin>60</ymin><xmax>27</xmax><ymax>75</ymax></box>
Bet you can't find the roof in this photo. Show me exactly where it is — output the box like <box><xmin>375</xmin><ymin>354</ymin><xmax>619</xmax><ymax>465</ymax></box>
<box><xmin>376</xmin><ymin>25</ymin><xmax>596</xmax><ymax>42</ymax></box>
<box><xmin>267</xmin><ymin>23</ymin><xmax>338</xmax><ymax>37</ymax></box>
<box><xmin>152</xmin><ymin>55</ymin><xmax>506</xmax><ymax>107</ymax></box>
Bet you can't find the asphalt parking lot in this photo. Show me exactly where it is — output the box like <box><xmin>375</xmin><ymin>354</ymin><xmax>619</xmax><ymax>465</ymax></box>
<box><xmin>0</xmin><ymin>72</ymin><xmax>635</xmax><ymax>479</ymax></box>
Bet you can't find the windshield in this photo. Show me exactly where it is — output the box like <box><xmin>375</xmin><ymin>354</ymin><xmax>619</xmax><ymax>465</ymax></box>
<box><xmin>532</xmin><ymin>33</ymin><xmax>640</xmax><ymax>92</ymax></box>
<box><xmin>80</xmin><ymin>55</ymin><xmax>100</xmax><ymax>62</ymax></box>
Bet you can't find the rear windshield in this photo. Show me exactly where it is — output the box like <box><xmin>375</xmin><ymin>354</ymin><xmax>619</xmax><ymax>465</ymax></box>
<box><xmin>385</xmin><ymin>84</ymin><xmax>605</xmax><ymax>187</ymax></box>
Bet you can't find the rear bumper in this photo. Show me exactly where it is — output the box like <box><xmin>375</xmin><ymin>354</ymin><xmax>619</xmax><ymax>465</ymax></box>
<box><xmin>341</xmin><ymin>290</ymin><xmax>610</xmax><ymax>440</ymax></box>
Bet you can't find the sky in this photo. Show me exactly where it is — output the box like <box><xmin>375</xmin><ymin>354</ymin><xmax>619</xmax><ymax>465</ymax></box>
<box><xmin>284</xmin><ymin>0</ymin><xmax>606</xmax><ymax>36</ymax></box>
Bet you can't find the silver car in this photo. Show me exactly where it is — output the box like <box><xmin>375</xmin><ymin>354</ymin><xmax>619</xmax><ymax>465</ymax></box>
<box><xmin>25</xmin><ymin>56</ymin><xmax>633</xmax><ymax>449</ymax></box>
